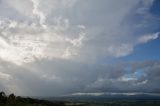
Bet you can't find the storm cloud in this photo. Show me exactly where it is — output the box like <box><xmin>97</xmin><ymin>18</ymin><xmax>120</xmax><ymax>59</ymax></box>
<box><xmin>0</xmin><ymin>0</ymin><xmax>160</xmax><ymax>96</ymax></box>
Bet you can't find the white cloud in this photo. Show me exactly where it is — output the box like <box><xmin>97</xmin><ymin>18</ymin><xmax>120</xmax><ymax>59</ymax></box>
<box><xmin>1</xmin><ymin>0</ymin><xmax>157</xmax><ymax>61</ymax></box>
<box><xmin>136</xmin><ymin>80</ymin><xmax>148</xmax><ymax>85</ymax></box>
<box><xmin>0</xmin><ymin>0</ymin><xmax>86</xmax><ymax>65</ymax></box>
<box><xmin>0</xmin><ymin>18</ymin><xmax>85</xmax><ymax>65</ymax></box>
<box><xmin>118</xmin><ymin>76</ymin><xmax>137</xmax><ymax>82</ymax></box>
<box><xmin>107</xmin><ymin>44</ymin><xmax>134</xmax><ymax>57</ymax></box>
<box><xmin>31</xmin><ymin>0</ymin><xmax>47</xmax><ymax>29</ymax></box>
<box><xmin>138</xmin><ymin>32</ymin><xmax>159</xmax><ymax>43</ymax></box>
<box><xmin>71</xmin><ymin>92</ymin><xmax>105</xmax><ymax>96</ymax></box>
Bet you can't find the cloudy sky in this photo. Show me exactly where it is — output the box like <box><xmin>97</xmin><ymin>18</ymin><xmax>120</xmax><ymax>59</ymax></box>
<box><xmin>0</xmin><ymin>0</ymin><xmax>160</xmax><ymax>96</ymax></box>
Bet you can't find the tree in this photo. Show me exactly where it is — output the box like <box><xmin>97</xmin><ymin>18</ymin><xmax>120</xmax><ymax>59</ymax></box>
<box><xmin>0</xmin><ymin>91</ymin><xmax>7</xmax><ymax>103</ymax></box>
<box><xmin>0</xmin><ymin>92</ymin><xmax>6</xmax><ymax>97</ymax></box>
<box><xmin>7</xmin><ymin>93</ymin><xmax>16</xmax><ymax>106</ymax></box>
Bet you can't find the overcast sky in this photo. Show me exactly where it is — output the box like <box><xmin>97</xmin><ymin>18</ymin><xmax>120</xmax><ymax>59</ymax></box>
<box><xmin>0</xmin><ymin>0</ymin><xmax>160</xmax><ymax>96</ymax></box>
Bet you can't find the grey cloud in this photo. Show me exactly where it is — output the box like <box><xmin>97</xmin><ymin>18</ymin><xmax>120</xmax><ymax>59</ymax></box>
<box><xmin>0</xmin><ymin>0</ymin><xmax>160</xmax><ymax>96</ymax></box>
<box><xmin>1</xmin><ymin>59</ymin><xmax>160</xmax><ymax>96</ymax></box>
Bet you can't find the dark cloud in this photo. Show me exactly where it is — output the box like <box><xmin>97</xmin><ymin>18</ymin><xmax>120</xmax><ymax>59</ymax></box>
<box><xmin>0</xmin><ymin>59</ymin><xmax>160</xmax><ymax>96</ymax></box>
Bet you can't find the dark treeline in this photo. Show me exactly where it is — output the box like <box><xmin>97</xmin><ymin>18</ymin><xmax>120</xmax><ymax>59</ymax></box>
<box><xmin>0</xmin><ymin>91</ymin><xmax>65</xmax><ymax>106</ymax></box>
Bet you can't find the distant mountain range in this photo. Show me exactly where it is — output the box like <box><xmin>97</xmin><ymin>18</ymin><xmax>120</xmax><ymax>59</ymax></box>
<box><xmin>43</xmin><ymin>94</ymin><xmax>160</xmax><ymax>102</ymax></box>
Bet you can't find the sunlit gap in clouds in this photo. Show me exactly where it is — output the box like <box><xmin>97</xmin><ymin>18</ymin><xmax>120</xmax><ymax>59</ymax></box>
<box><xmin>0</xmin><ymin>0</ymin><xmax>86</xmax><ymax>65</ymax></box>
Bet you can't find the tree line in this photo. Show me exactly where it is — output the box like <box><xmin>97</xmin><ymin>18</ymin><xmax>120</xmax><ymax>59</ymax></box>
<box><xmin>0</xmin><ymin>91</ymin><xmax>65</xmax><ymax>106</ymax></box>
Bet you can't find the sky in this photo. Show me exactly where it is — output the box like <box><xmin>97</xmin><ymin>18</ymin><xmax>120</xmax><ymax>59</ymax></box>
<box><xmin>0</xmin><ymin>0</ymin><xmax>160</xmax><ymax>97</ymax></box>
